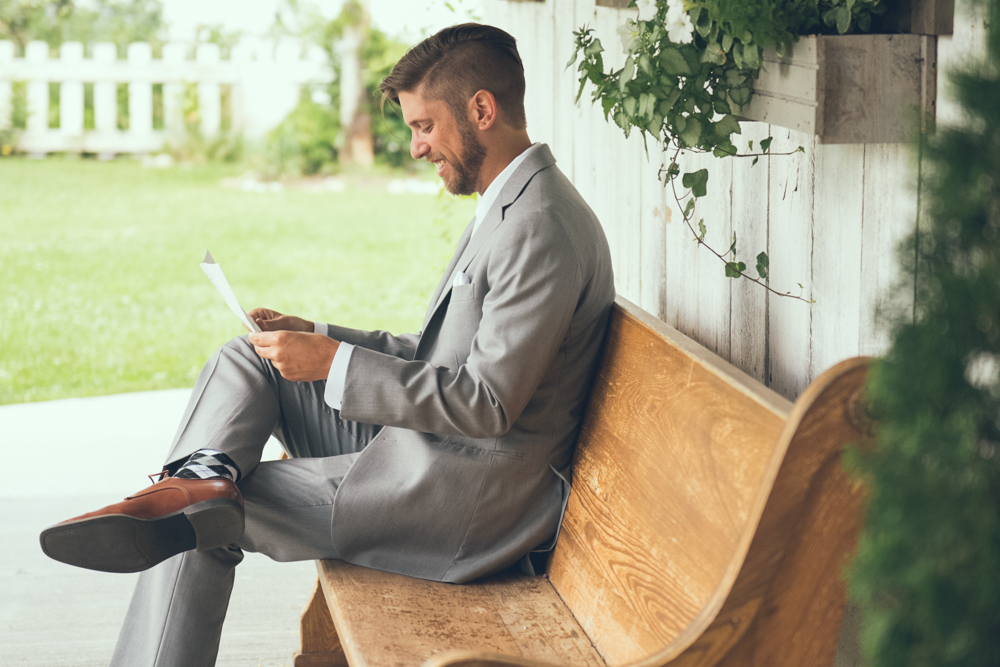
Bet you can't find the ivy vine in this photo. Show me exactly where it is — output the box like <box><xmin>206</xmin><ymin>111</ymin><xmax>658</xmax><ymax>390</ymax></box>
<box><xmin>569</xmin><ymin>0</ymin><xmax>887</xmax><ymax>300</ymax></box>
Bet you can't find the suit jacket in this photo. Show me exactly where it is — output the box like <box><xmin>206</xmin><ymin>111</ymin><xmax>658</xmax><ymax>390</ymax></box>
<box><xmin>324</xmin><ymin>144</ymin><xmax>615</xmax><ymax>583</ymax></box>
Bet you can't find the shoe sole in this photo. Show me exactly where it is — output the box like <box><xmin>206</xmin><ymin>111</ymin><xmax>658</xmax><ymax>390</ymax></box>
<box><xmin>39</xmin><ymin>497</ymin><xmax>245</xmax><ymax>573</ymax></box>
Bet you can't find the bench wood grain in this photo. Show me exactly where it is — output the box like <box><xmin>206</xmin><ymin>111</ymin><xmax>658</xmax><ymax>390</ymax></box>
<box><xmin>290</xmin><ymin>295</ymin><xmax>871</xmax><ymax>667</ymax></box>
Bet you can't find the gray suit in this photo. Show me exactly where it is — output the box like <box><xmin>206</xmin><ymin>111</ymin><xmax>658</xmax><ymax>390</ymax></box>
<box><xmin>110</xmin><ymin>144</ymin><xmax>614</xmax><ymax>666</ymax></box>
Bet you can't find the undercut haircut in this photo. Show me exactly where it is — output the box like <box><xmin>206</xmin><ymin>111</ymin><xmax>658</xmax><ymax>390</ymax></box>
<box><xmin>380</xmin><ymin>23</ymin><xmax>527</xmax><ymax>130</ymax></box>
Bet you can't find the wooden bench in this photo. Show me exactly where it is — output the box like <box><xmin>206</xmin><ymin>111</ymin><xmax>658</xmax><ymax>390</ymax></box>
<box><xmin>290</xmin><ymin>295</ymin><xmax>873</xmax><ymax>667</ymax></box>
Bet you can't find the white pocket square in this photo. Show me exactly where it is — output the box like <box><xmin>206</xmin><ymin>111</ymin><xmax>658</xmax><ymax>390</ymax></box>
<box><xmin>453</xmin><ymin>271</ymin><xmax>472</xmax><ymax>286</ymax></box>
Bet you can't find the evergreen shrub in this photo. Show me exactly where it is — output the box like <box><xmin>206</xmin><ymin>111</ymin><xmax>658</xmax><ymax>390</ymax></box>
<box><xmin>847</xmin><ymin>2</ymin><xmax>1000</xmax><ymax>665</ymax></box>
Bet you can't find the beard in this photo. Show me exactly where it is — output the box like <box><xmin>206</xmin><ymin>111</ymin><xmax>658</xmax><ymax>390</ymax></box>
<box><xmin>441</xmin><ymin>116</ymin><xmax>487</xmax><ymax>196</ymax></box>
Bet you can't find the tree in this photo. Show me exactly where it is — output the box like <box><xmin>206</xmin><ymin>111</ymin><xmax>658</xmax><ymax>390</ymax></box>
<box><xmin>272</xmin><ymin>0</ymin><xmax>409</xmax><ymax>169</ymax></box>
<box><xmin>847</xmin><ymin>1</ymin><xmax>1000</xmax><ymax>665</ymax></box>
<box><xmin>0</xmin><ymin>0</ymin><xmax>73</xmax><ymax>50</ymax></box>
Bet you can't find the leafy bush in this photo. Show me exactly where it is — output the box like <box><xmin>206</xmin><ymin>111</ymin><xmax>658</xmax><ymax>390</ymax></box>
<box><xmin>847</xmin><ymin>2</ymin><xmax>1000</xmax><ymax>666</ymax></box>
<box><xmin>1</xmin><ymin>0</ymin><xmax>165</xmax><ymax>55</ymax></box>
<box><xmin>258</xmin><ymin>87</ymin><xmax>340</xmax><ymax>178</ymax></box>
<box><xmin>0</xmin><ymin>81</ymin><xmax>27</xmax><ymax>156</ymax></box>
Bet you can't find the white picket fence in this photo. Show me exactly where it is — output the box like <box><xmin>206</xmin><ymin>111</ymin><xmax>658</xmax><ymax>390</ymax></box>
<box><xmin>0</xmin><ymin>39</ymin><xmax>333</xmax><ymax>156</ymax></box>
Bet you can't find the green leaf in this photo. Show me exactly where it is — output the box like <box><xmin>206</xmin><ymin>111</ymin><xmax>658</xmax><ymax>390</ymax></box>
<box><xmin>684</xmin><ymin>48</ymin><xmax>705</xmax><ymax>75</ymax></box>
<box><xmin>667</xmin><ymin>161</ymin><xmax>680</xmax><ymax>177</ymax></box>
<box><xmin>729</xmin><ymin>85</ymin><xmax>751</xmax><ymax>108</ymax></box>
<box><xmin>795</xmin><ymin>145</ymin><xmax>805</xmax><ymax>153</ymax></box>
<box><xmin>623</xmin><ymin>95</ymin><xmax>638</xmax><ymax>118</ymax></box>
<box><xmin>697</xmin><ymin>219</ymin><xmax>707</xmax><ymax>241</ymax></box>
<box><xmin>743</xmin><ymin>44</ymin><xmax>760</xmax><ymax>70</ymax></box>
<box><xmin>659</xmin><ymin>47</ymin><xmax>692</xmax><ymax>76</ymax></box>
<box><xmin>684</xmin><ymin>197</ymin><xmax>696</xmax><ymax>217</ymax></box>
<box><xmin>725</xmin><ymin>69</ymin><xmax>746</xmax><ymax>87</ymax></box>
<box><xmin>602</xmin><ymin>95</ymin><xmax>616</xmax><ymax>119</ymax></box>
<box><xmin>760</xmin><ymin>136</ymin><xmax>773</xmax><ymax>153</ymax></box>
<box><xmin>713</xmin><ymin>140</ymin><xmax>738</xmax><ymax>157</ymax></box>
<box><xmin>725</xmin><ymin>261</ymin><xmax>746</xmax><ymax>278</ymax></box>
<box><xmin>729</xmin><ymin>232</ymin><xmax>738</xmax><ymax>257</ymax></box>
<box><xmin>639</xmin><ymin>53</ymin><xmax>652</xmax><ymax>75</ymax></box>
<box><xmin>714</xmin><ymin>114</ymin><xmax>741</xmax><ymax>138</ymax></box>
<box><xmin>682</xmin><ymin>168</ymin><xmax>710</xmax><ymax>198</ymax></box>
<box><xmin>732</xmin><ymin>42</ymin><xmax>744</xmax><ymax>70</ymax></box>
<box><xmin>756</xmin><ymin>252</ymin><xmax>769</xmax><ymax>279</ymax></box>
<box><xmin>747</xmin><ymin>140</ymin><xmax>754</xmax><ymax>151</ymax></box>
<box><xmin>857</xmin><ymin>12</ymin><xmax>871</xmax><ymax>32</ymax></box>
<box><xmin>584</xmin><ymin>39</ymin><xmax>604</xmax><ymax>57</ymax></box>
<box><xmin>660</xmin><ymin>89</ymin><xmax>682</xmax><ymax>115</ymax></box>
<box><xmin>823</xmin><ymin>8</ymin><xmax>839</xmax><ymax>26</ymax></box>
<box><xmin>836</xmin><ymin>6</ymin><xmax>851</xmax><ymax>33</ymax></box>
<box><xmin>713</xmin><ymin>97</ymin><xmax>732</xmax><ymax>115</ymax></box>
<box><xmin>678</xmin><ymin>115</ymin><xmax>703</xmax><ymax>148</ymax></box>
<box><xmin>702</xmin><ymin>42</ymin><xmax>726</xmax><ymax>65</ymax></box>
<box><xmin>722</xmin><ymin>32</ymin><xmax>733</xmax><ymax>53</ymax></box>
<box><xmin>647</xmin><ymin>113</ymin><xmax>663</xmax><ymax>135</ymax></box>
<box><xmin>751</xmin><ymin>156</ymin><xmax>759</xmax><ymax>166</ymax></box>
<box><xmin>566</xmin><ymin>49</ymin><xmax>579</xmax><ymax>69</ymax></box>
<box><xmin>638</xmin><ymin>93</ymin><xmax>652</xmax><ymax>118</ymax></box>
<box><xmin>695</xmin><ymin>10</ymin><xmax>712</xmax><ymax>38</ymax></box>
<box><xmin>619</xmin><ymin>57</ymin><xmax>635</xmax><ymax>92</ymax></box>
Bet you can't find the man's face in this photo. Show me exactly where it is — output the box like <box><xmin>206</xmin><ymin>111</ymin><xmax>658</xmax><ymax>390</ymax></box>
<box><xmin>399</xmin><ymin>88</ymin><xmax>487</xmax><ymax>196</ymax></box>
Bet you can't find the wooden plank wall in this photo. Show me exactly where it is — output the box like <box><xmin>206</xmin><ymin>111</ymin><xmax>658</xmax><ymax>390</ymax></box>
<box><xmin>483</xmin><ymin>0</ymin><xmax>983</xmax><ymax>403</ymax></box>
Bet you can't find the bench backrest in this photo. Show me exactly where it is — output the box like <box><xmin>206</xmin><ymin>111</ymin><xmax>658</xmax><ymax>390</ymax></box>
<box><xmin>547</xmin><ymin>296</ymin><xmax>795</xmax><ymax>665</ymax></box>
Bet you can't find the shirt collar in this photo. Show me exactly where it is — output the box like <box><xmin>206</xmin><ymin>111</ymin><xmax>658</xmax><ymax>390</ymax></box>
<box><xmin>472</xmin><ymin>143</ymin><xmax>540</xmax><ymax>236</ymax></box>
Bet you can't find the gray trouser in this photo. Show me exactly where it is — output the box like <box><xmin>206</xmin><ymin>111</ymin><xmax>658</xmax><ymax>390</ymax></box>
<box><xmin>110</xmin><ymin>336</ymin><xmax>382</xmax><ymax>667</ymax></box>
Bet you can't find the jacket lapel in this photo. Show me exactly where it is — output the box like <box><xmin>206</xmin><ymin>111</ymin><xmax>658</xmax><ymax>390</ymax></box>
<box><xmin>424</xmin><ymin>144</ymin><xmax>557</xmax><ymax>324</ymax></box>
<box><xmin>422</xmin><ymin>217</ymin><xmax>475</xmax><ymax>330</ymax></box>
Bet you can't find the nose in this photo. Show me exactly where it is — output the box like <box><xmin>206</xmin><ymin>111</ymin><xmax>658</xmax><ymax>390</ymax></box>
<box><xmin>410</xmin><ymin>132</ymin><xmax>429</xmax><ymax>160</ymax></box>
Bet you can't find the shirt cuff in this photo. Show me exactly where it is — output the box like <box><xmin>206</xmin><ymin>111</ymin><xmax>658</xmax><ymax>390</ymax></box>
<box><xmin>313</xmin><ymin>321</ymin><xmax>329</xmax><ymax>336</ymax></box>
<box><xmin>324</xmin><ymin>342</ymin><xmax>354</xmax><ymax>410</ymax></box>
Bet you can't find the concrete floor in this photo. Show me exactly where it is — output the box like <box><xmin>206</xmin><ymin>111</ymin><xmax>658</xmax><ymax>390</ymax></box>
<box><xmin>0</xmin><ymin>390</ymin><xmax>316</xmax><ymax>667</ymax></box>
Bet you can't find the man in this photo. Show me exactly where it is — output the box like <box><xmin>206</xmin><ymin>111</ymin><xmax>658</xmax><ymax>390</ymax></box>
<box><xmin>40</xmin><ymin>23</ymin><xmax>615</xmax><ymax>667</ymax></box>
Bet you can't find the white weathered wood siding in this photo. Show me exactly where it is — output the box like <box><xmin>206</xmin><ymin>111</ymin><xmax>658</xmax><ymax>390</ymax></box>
<box><xmin>483</xmin><ymin>0</ymin><xmax>984</xmax><ymax>402</ymax></box>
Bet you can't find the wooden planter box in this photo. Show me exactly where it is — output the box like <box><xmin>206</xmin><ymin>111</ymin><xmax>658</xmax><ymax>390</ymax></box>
<box><xmin>586</xmin><ymin>0</ymin><xmax>954</xmax><ymax>144</ymax></box>
<box><xmin>740</xmin><ymin>33</ymin><xmax>938</xmax><ymax>144</ymax></box>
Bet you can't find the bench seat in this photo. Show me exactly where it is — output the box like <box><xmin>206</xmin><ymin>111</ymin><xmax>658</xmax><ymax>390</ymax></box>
<box><xmin>290</xmin><ymin>295</ymin><xmax>874</xmax><ymax>667</ymax></box>
<box><xmin>313</xmin><ymin>562</ymin><xmax>605</xmax><ymax>667</ymax></box>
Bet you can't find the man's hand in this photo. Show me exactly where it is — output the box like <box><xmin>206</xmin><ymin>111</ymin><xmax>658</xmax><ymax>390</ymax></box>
<box><xmin>249</xmin><ymin>330</ymin><xmax>339</xmax><ymax>382</ymax></box>
<box><xmin>246</xmin><ymin>307</ymin><xmax>314</xmax><ymax>333</ymax></box>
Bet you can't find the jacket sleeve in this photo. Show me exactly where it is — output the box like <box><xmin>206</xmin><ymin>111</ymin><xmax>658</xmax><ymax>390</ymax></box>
<box><xmin>323</xmin><ymin>324</ymin><xmax>420</xmax><ymax>361</ymax></box>
<box><xmin>337</xmin><ymin>213</ymin><xmax>582</xmax><ymax>438</ymax></box>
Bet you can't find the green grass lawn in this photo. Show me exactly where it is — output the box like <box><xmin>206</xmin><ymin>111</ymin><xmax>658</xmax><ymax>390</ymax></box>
<box><xmin>0</xmin><ymin>158</ymin><xmax>474</xmax><ymax>405</ymax></box>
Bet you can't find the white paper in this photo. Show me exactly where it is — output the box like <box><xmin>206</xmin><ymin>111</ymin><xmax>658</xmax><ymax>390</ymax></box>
<box><xmin>200</xmin><ymin>250</ymin><xmax>261</xmax><ymax>333</ymax></box>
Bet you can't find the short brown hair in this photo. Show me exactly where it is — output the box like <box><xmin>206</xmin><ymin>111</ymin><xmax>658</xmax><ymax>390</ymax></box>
<box><xmin>380</xmin><ymin>23</ymin><xmax>527</xmax><ymax>130</ymax></box>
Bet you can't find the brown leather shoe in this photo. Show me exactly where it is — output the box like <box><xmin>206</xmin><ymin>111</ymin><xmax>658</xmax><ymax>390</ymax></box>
<box><xmin>39</xmin><ymin>476</ymin><xmax>245</xmax><ymax>573</ymax></box>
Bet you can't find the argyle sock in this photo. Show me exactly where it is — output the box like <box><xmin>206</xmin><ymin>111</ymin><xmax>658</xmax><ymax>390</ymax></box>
<box><xmin>172</xmin><ymin>449</ymin><xmax>241</xmax><ymax>483</ymax></box>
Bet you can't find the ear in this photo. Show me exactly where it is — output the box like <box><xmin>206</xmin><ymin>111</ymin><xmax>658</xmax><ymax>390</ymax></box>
<box><xmin>467</xmin><ymin>90</ymin><xmax>498</xmax><ymax>131</ymax></box>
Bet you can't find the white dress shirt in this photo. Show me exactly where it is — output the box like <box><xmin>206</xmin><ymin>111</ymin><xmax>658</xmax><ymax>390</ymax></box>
<box><xmin>321</xmin><ymin>143</ymin><xmax>540</xmax><ymax>410</ymax></box>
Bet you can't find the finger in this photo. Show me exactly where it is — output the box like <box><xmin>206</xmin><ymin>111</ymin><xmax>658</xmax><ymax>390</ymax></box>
<box><xmin>248</xmin><ymin>331</ymin><xmax>278</xmax><ymax>346</ymax></box>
